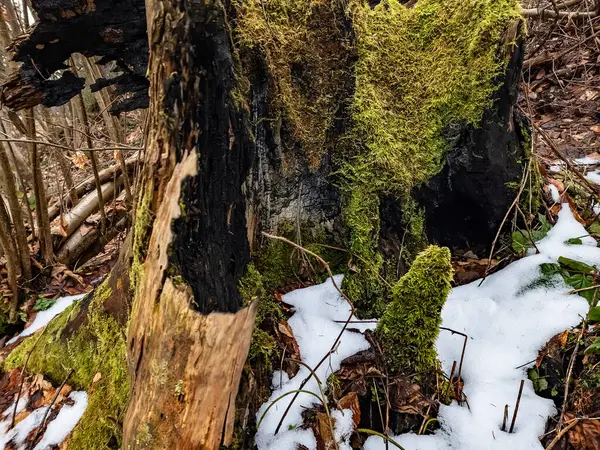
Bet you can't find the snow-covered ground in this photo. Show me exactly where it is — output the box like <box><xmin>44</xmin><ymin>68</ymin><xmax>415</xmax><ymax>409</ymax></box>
<box><xmin>0</xmin><ymin>391</ymin><xmax>88</xmax><ymax>449</ymax></box>
<box><xmin>256</xmin><ymin>205</ymin><xmax>595</xmax><ymax>450</ymax></box>
<box><xmin>7</xmin><ymin>293</ymin><xmax>86</xmax><ymax>345</ymax></box>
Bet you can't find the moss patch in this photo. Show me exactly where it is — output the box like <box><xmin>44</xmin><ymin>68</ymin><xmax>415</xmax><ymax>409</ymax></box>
<box><xmin>4</xmin><ymin>278</ymin><xmax>128</xmax><ymax>449</ymax></box>
<box><xmin>376</xmin><ymin>245</ymin><xmax>453</xmax><ymax>378</ymax></box>
<box><xmin>233</xmin><ymin>0</ymin><xmax>354</xmax><ymax>165</ymax></box>
<box><xmin>338</xmin><ymin>0</ymin><xmax>520</xmax><ymax>314</ymax></box>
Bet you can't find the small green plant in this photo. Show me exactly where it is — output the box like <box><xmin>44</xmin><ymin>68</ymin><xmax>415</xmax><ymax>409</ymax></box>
<box><xmin>512</xmin><ymin>213</ymin><xmax>552</xmax><ymax>254</ymax></box>
<box><xmin>33</xmin><ymin>296</ymin><xmax>56</xmax><ymax>312</ymax></box>
<box><xmin>174</xmin><ymin>380</ymin><xmax>184</xmax><ymax>400</ymax></box>
<box><xmin>540</xmin><ymin>257</ymin><xmax>599</xmax><ymax>306</ymax></box>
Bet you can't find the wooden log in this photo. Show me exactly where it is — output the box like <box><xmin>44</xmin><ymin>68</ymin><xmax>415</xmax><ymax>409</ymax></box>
<box><xmin>48</xmin><ymin>157</ymin><xmax>136</xmax><ymax>221</ymax></box>
<box><xmin>56</xmin><ymin>212</ymin><xmax>129</xmax><ymax>266</ymax></box>
<box><xmin>51</xmin><ymin>176</ymin><xmax>123</xmax><ymax>241</ymax></box>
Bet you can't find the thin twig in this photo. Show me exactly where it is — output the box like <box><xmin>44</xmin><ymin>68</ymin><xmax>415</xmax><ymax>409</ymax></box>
<box><xmin>0</xmin><ymin>137</ymin><xmax>140</xmax><ymax>153</ymax></box>
<box><xmin>480</xmin><ymin>163</ymin><xmax>530</xmax><ymax>285</ymax></box>
<box><xmin>262</xmin><ymin>232</ymin><xmax>358</xmax><ymax>436</ymax></box>
<box><xmin>29</xmin><ymin>369</ymin><xmax>74</xmax><ymax>448</ymax></box>
<box><xmin>509</xmin><ymin>379</ymin><xmax>525</xmax><ymax>433</ymax></box>
<box><xmin>545</xmin><ymin>417</ymin><xmax>579</xmax><ymax>450</ymax></box>
<box><xmin>557</xmin><ymin>324</ymin><xmax>585</xmax><ymax>430</ymax></box>
<box><xmin>10</xmin><ymin>326</ymin><xmax>50</xmax><ymax>428</ymax></box>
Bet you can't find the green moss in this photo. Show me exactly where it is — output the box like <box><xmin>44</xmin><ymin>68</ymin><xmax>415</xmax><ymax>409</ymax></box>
<box><xmin>376</xmin><ymin>245</ymin><xmax>453</xmax><ymax>378</ymax></box>
<box><xmin>4</xmin><ymin>277</ymin><xmax>129</xmax><ymax>449</ymax></box>
<box><xmin>131</xmin><ymin>180</ymin><xmax>154</xmax><ymax>296</ymax></box>
<box><xmin>339</xmin><ymin>0</ymin><xmax>519</xmax><ymax>315</ymax></box>
<box><xmin>233</xmin><ymin>0</ymin><xmax>353</xmax><ymax>165</ymax></box>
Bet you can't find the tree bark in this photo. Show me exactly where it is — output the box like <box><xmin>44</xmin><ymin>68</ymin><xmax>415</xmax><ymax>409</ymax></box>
<box><xmin>123</xmin><ymin>1</ymin><xmax>257</xmax><ymax>448</ymax></box>
<box><xmin>0</xmin><ymin>142</ymin><xmax>31</xmax><ymax>280</ymax></box>
<box><xmin>25</xmin><ymin>108</ymin><xmax>52</xmax><ymax>265</ymax></box>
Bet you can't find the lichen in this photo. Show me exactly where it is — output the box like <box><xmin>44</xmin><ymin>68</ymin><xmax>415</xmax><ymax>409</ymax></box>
<box><xmin>376</xmin><ymin>245</ymin><xmax>453</xmax><ymax>378</ymax></box>
<box><xmin>3</xmin><ymin>277</ymin><xmax>129</xmax><ymax>449</ymax></box>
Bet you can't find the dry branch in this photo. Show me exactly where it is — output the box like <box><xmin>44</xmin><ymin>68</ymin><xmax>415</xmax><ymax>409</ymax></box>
<box><xmin>48</xmin><ymin>157</ymin><xmax>137</xmax><ymax>221</ymax></box>
<box><xmin>51</xmin><ymin>177</ymin><xmax>123</xmax><ymax>241</ymax></box>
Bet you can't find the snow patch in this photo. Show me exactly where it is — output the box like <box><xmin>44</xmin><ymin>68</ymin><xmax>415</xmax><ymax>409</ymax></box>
<box><xmin>585</xmin><ymin>170</ymin><xmax>600</xmax><ymax>185</ymax></box>
<box><xmin>547</xmin><ymin>184</ymin><xmax>560</xmax><ymax>202</ymax></box>
<box><xmin>33</xmin><ymin>391</ymin><xmax>88</xmax><ymax>450</ymax></box>
<box><xmin>8</xmin><ymin>293</ymin><xmax>86</xmax><ymax>345</ymax></box>
<box><xmin>256</xmin><ymin>204</ymin><xmax>595</xmax><ymax>450</ymax></box>
<box><xmin>0</xmin><ymin>391</ymin><xmax>87</xmax><ymax>449</ymax></box>
<box><xmin>255</xmin><ymin>275</ymin><xmax>375</xmax><ymax>450</ymax></box>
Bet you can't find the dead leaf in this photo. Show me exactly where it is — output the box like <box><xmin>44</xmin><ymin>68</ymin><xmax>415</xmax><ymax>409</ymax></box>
<box><xmin>591</xmin><ymin>125</ymin><xmax>600</xmax><ymax>133</ymax></box>
<box><xmin>314</xmin><ymin>412</ymin><xmax>337</xmax><ymax>450</ymax></box>
<box><xmin>72</xmin><ymin>151</ymin><xmax>89</xmax><ymax>169</ymax></box>
<box><xmin>92</xmin><ymin>372</ymin><xmax>102</xmax><ymax>385</ymax></box>
<box><xmin>338</xmin><ymin>392</ymin><xmax>360</xmax><ymax>427</ymax></box>
<box><xmin>566</xmin><ymin>413</ymin><xmax>600</xmax><ymax>450</ymax></box>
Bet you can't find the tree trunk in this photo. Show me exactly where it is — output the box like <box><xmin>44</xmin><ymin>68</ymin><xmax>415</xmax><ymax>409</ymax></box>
<box><xmin>0</xmin><ymin>142</ymin><xmax>31</xmax><ymax>280</ymax></box>
<box><xmin>25</xmin><ymin>108</ymin><xmax>52</xmax><ymax>264</ymax></box>
<box><xmin>123</xmin><ymin>1</ymin><xmax>257</xmax><ymax>448</ymax></box>
<box><xmin>0</xmin><ymin>199</ymin><xmax>20</xmax><ymax>320</ymax></box>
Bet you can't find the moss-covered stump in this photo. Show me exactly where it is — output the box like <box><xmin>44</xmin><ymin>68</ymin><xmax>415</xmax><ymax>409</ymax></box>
<box><xmin>3</xmin><ymin>278</ymin><xmax>128</xmax><ymax>449</ymax></box>
<box><xmin>376</xmin><ymin>245</ymin><xmax>453</xmax><ymax>378</ymax></box>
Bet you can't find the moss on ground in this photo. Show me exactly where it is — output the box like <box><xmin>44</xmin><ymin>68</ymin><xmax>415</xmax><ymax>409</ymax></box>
<box><xmin>4</xmin><ymin>277</ymin><xmax>128</xmax><ymax>449</ymax></box>
<box><xmin>376</xmin><ymin>245</ymin><xmax>453</xmax><ymax>378</ymax></box>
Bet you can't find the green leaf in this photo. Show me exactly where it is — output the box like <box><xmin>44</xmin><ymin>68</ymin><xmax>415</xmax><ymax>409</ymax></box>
<box><xmin>538</xmin><ymin>214</ymin><xmax>552</xmax><ymax>234</ymax></box>
<box><xmin>540</xmin><ymin>263</ymin><xmax>561</xmax><ymax>276</ymax></box>
<box><xmin>584</xmin><ymin>338</ymin><xmax>600</xmax><ymax>355</ymax></box>
<box><xmin>528</xmin><ymin>368</ymin><xmax>548</xmax><ymax>393</ymax></box>
<box><xmin>588</xmin><ymin>306</ymin><xmax>600</xmax><ymax>323</ymax></box>
<box><xmin>588</xmin><ymin>221</ymin><xmax>600</xmax><ymax>235</ymax></box>
<box><xmin>512</xmin><ymin>231</ymin><xmax>529</xmax><ymax>254</ymax></box>
<box><xmin>33</xmin><ymin>297</ymin><xmax>55</xmax><ymax>312</ymax></box>
<box><xmin>567</xmin><ymin>238</ymin><xmax>583</xmax><ymax>245</ymax></box>
<box><xmin>564</xmin><ymin>273</ymin><xmax>593</xmax><ymax>292</ymax></box>
<box><xmin>558</xmin><ymin>257</ymin><xmax>595</xmax><ymax>274</ymax></box>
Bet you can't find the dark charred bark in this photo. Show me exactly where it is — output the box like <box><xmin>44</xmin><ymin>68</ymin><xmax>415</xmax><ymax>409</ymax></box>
<box><xmin>0</xmin><ymin>0</ymin><xmax>148</xmax><ymax>114</ymax></box>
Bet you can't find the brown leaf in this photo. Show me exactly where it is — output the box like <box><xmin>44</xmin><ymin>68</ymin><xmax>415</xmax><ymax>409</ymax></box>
<box><xmin>92</xmin><ymin>372</ymin><xmax>102</xmax><ymax>385</ymax></box>
<box><xmin>314</xmin><ymin>412</ymin><xmax>337</xmax><ymax>450</ymax></box>
<box><xmin>567</xmin><ymin>414</ymin><xmax>600</xmax><ymax>450</ymax></box>
<box><xmin>338</xmin><ymin>392</ymin><xmax>360</xmax><ymax>427</ymax></box>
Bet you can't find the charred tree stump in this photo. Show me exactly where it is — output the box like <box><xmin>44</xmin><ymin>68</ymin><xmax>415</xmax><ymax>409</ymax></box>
<box><xmin>123</xmin><ymin>1</ymin><xmax>257</xmax><ymax>448</ymax></box>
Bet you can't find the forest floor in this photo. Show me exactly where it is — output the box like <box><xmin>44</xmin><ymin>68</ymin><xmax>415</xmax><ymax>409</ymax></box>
<box><xmin>1</xmin><ymin>1</ymin><xmax>600</xmax><ymax>450</ymax></box>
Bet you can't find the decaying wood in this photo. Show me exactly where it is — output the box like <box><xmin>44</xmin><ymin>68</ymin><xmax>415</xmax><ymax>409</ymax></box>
<box><xmin>0</xmin><ymin>0</ymin><xmax>149</xmax><ymax>114</ymax></box>
<box><xmin>125</xmin><ymin>153</ymin><xmax>257</xmax><ymax>449</ymax></box>
<box><xmin>48</xmin><ymin>157</ymin><xmax>137</xmax><ymax>221</ymax></box>
<box><xmin>123</xmin><ymin>0</ymin><xmax>256</xmax><ymax>447</ymax></box>
<box><xmin>51</xmin><ymin>177</ymin><xmax>123</xmax><ymax>241</ymax></box>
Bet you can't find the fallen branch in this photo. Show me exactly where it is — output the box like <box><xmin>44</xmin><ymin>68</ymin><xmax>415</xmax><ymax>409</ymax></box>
<box><xmin>521</xmin><ymin>8</ymin><xmax>597</xmax><ymax>18</ymax></box>
<box><xmin>51</xmin><ymin>177</ymin><xmax>123</xmax><ymax>241</ymax></box>
<box><xmin>48</xmin><ymin>156</ymin><xmax>137</xmax><ymax>221</ymax></box>
<box><xmin>57</xmin><ymin>213</ymin><xmax>129</xmax><ymax>266</ymax></box>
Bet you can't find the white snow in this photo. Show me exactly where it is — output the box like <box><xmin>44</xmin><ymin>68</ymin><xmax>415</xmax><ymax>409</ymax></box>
<box><xmin>574</xmin><ymin>156</ymin><xmax>600</xmax><ymax>165</ymax></box>
<box><xmin>585</xmin><ymin>170</ymin><xmax>600</xmax><ymax>185</ymax></box>
<box><xmin>33</xmin><ymin>391</ymin><xmax>88</xmax><ymax>450</ymax></box>
<box><xmin>256</xmin><ymin>205</ymin><xmax>595</xmax><ymax>450</ymax></box>
<box><xmin>7</xmin><ymin>293</ymin><xmax>86</xmax><ymax>345</ymax></box>
<box><xmin>255</xmin><ymin>275</ymin><xmax>375</xmax><ymax>450</ymax></box>
<box><xmin>0</xmin><ymin>391</ymin><xmax>87</xmax><ymax>449</ymax></box>
<box><xmin>547</xmin><ymin>184</ymin><xmax>560</xmax><ymax>202</ymax></box>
